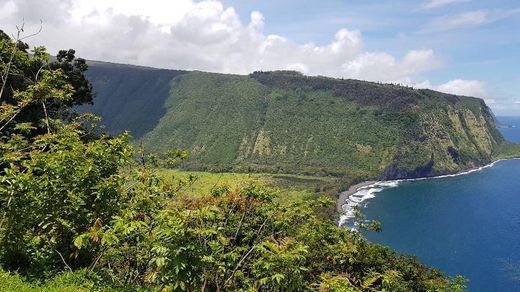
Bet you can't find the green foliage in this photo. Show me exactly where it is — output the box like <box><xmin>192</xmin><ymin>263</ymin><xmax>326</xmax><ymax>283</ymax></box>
<box><xmin>84</xmin><ymin>65</ymin><xmax>510</xmax><ymax>180</ymax></box>
<box><xmin>0</xmin><ymin>30</ymin><xmax>93</xmax><ymax>137</ymax></box>
<box><xmin>138</xmin><ymin>71</ymin><xmax>402</xmax><ymax>177</ymax></box>
<box><xmin>79</xmin><ymin>62</ymin><xmax>186</xmax><ymax>139</ymax></box>
<box><xmin>0</xmin><ymin>120</ymin><xmax>133</xmax><ymax>276</ymax></box>
<box><xmin>74</xmin><ymin>181</ymin><xmax>459</xmax><ymax>291</ymax></box>
<box><xmin>493</xmin><ymin>141</ymin><xmax>520</xmax><ymax>159</ymax></box>
<box><xmin>0</xmin><ymin>268</ymin><xmax>110</xmax><ymax>291</ymax></box>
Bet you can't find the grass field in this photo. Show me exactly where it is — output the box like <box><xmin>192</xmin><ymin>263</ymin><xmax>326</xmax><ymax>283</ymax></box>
<box><xmin>159</xmin><ymin>169</ymin><xmax>340</xmax><ymax>202</ymax></box>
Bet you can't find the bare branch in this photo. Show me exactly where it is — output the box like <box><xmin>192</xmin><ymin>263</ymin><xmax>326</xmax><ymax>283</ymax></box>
<box><xmin>0</xmin><ymin>20</ymin><xmax>44</xmax><ymax>100</ymax></box>
<box><xmin>19</xmin><ymin>20</ymin><xmax>43</xmax><ymax>41</ymax></box>
<box><xmin>53</xmin><ymin>247</ymin><xmax>73</xmax><ymax>273</ymax></box>
<box><xmin>224</xmin><ymin>217</ymin><xmax>268</xmax><ymax>285</ymax></box>
<box><xmin>42</xmin><ymin>101</ymin><xmax>51</xmax><ymax>134</ymax></box>
<box><xmin>89</xmin><ymin>247</ymin><xmax>108</xmax><ymax>272</ymax></box>
<box><xmin>224</xmin><ymin>245</ymin><xmax>256</xmax><ymax>285</ymax></box>
<box><xmin>0</xmin><ymin>108</ymin><xmax>22</xmax><ymax>132</ymax></box>
<box><xmin>34</xmin><ymin>64</ymin><xmax>45</xmax><ymax>82</ymax></box>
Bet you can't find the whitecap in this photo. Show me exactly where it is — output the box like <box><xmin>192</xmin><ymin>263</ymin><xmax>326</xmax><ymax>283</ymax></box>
<box><xmin>338</xmin><ymin>182</ymin><xmax>400</xmax><ymax>228</ymax></box>
<box><xmin>338</xmin><ymin>159</ymin><xmax>520</xmax><ymax>229</ymax></box>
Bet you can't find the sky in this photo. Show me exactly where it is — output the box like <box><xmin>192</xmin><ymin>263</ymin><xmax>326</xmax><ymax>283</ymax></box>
<box><xmin>0</xmin><ymin>0</ymin><xmax>518</xmax><ymax>116</ymax></box>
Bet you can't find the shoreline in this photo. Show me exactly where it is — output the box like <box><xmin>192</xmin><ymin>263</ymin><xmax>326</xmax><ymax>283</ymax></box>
<box><xmin>336</xmin><ymin>158</ymin><xmax>520</xmax><ymax>214</ymax></box>
<box><xmin>336</xmin><ymin>181</ymin><xmax>376</xmax><ymax>213</ymax></box>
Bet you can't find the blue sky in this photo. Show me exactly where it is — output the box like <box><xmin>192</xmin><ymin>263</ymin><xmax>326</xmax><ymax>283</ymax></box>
<box><xmin>1</xmin><ymin>0</ymin><xmax>518</xmax><ymax>115</ymax></box>
<box><xmin>222</xmin><ymin>0</ymin><xmax>520</xmax><ymax>115</ymax></box>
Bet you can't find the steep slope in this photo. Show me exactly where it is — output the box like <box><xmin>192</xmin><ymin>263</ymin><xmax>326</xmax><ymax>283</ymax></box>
<box><xmin>80</xmin><ymin>61</ymin><xmax>185</xmax><ymax>139</ymax></box>
<box><xmin>85</xmin><ymin>64</ymin><xmax>511</xmax><ymax>179</ymax></box>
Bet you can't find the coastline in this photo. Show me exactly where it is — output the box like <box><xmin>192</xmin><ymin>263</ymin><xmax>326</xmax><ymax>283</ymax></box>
<box><xmin>336</xmin><ymin>181</ymin><xmax>376</xmax><ymax>213</ymax></box>
<box><xmin>336</xmin><ymin>158</ymin><xmax>520</xmax><ymax>222</ymax></box>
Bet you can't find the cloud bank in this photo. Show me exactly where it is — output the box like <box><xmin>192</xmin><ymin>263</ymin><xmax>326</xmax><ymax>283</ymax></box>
<box><xmin>0</xmin><ymin>0</ymin><xmax>490</xmax><ymax>100</ymax></box>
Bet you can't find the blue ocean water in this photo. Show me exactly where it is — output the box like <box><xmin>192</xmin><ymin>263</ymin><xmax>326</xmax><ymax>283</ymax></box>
<box><xmin>498</xmin><ymin>116</ymin><xmax>520</xmax><ymax>143</ymax></box>
<box><xmin>358</xmin><ymin>117</ymin><xmax>520</xmax><ymax>291</ymax></box>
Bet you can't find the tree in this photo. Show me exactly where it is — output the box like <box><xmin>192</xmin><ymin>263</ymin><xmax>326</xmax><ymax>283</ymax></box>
<box><xmin>0</xmin><ymin>27</ymin><xmax>93</xmax><ymax>138</ymax></box>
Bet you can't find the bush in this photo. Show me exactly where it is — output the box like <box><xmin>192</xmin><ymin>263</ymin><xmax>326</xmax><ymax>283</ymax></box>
<box><xmin>0</xmin><ymin>268</ymin><xmax>105</xmax><ymax>291</ymax></box>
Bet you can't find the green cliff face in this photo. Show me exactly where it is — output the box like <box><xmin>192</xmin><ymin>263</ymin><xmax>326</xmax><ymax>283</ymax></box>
<box><xmin>381</xmin><ymin>94</ymin><xmax>503</xmax><ymax>179</ymax></box>
<box><xmin>81</xmin><ymin>61</ymin><xmax>185</xmax><ymax>139</ymax></box>
<box><xmin>84</xmin><ymin>65</ymin><xmax>512</xmax><ymax>179</ymax></box>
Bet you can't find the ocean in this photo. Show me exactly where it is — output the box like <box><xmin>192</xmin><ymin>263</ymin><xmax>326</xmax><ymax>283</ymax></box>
<box><xmin>498</xmin><ymin>116</ymin><xmax>520</xmax><ymax>143</ymax></box>
<box><xmin>345</xmin><ymin>117</ymin><xmax>520</xmax><ymax>291</ymax></box>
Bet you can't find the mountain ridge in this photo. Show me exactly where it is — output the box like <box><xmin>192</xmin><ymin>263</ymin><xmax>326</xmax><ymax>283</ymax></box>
<box><xmin>81</xmin><ymin>61</ymin><xmax>518</xmax><ymax>180</ymax></box>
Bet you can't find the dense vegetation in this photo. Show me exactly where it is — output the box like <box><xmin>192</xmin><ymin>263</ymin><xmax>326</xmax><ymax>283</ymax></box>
<box><xmin>84</xmin><ymin>64</ymin><xmax>518</xmax><ymax>181</ymax></box>
<box><xmin>0</xmin><ymin>30</ymin><xmax>468</xmax><ymax>290</ymax></box>
<box><xmin>80</xmin><ymin>62</ymin><xmax>185</xmax><ymax>139</ymax></box>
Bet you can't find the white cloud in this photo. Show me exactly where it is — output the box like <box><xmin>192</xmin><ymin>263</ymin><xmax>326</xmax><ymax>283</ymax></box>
<box><xmin>423</xmin><ymin>10</ymin><xmax>488</xmax><ymax>32</ymax></box>
<box><xmin>69</xmin><ymin>0</ymin><xmax>195</xmax><ymax>30</ymax></box>
<box><xmin>410</xmin><ymin>79</ymin><xmax>487</xmax><ymax>97</ymax></box>
<box><xmin>435</xmin><ymin>79</ymin><xmax>487</xmax><ymax>97</ymax></box>
<box><xmin>422</xmin><ymin>9</ymin><xmax>520</xmax><ymax>32</ymax></box>
<box><xmin>409</xmin><ymin>79</ymin><xmax>509</xmax><ymax>111</ymax></box>
<box><xmin>485</xmin><ymin>99</ymin><xmax>520</xmax><ymax>116</ymax></box>
<box><xmin>0</xmin><ymin>0</ymin><xmax>444</xmax><ymax>83</ymax></box>
<box><xmin>424</xmin><ymin>0</ymin><xmax>470</xmax><ymax>9</ymax></box>
<box><xmin>341</xmin><ymin>49</ymin><xmax>441</xmax><ymax>82</ymax></box>
<box><xmin>248</xmin><ymin>11</ymin><xmax>264</xmax><ymax>32</ymax></box>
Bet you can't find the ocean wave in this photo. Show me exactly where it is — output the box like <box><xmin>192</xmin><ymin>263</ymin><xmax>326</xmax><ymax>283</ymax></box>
<box><xmin>338</xmin><ymin>159</ymin><xmax>520</xmax><ymax>228</ymax></box>
<box><xmin>338</xmin><ymin>182</ymin><xmax>399</xmax><ymax>227</ymax></box>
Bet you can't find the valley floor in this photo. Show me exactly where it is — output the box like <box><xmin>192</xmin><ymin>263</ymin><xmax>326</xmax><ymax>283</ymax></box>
<box><xmin>159</xmin><ymin>169</ymin><xmax>340</xmax><ymax>203</ymax></box>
